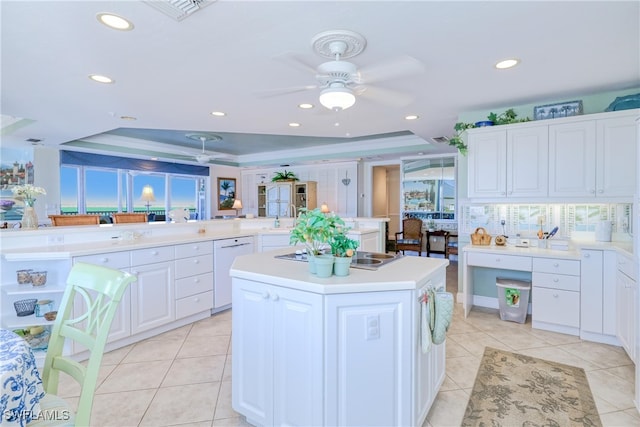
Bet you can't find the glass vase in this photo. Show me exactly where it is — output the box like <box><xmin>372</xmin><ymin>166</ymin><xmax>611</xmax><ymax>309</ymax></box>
<box><xmin>21</xmin><ymin>206</ymin><xmax>38</xmax><ymax>229</ymax></box>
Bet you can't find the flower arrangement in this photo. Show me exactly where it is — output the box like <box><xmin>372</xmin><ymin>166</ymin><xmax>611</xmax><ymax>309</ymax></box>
<box><xmin>11</xmin><ymin>184</ymin><xmax>46</xmax><ymax>207</ymax></box>
<box><xmin>289</xmin><ymin>208</ymin><xmax>344</xmax><ymax>255</ymax></box>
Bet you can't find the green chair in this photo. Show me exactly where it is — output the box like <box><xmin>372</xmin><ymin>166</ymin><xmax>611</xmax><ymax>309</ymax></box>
<box><xmin>32</xmin><ymin>262</ymin><xmax>136</xmax><ymax>426</ymax></box>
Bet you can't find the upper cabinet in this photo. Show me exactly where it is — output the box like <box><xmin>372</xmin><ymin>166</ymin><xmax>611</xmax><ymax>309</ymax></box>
<box><xmin>549</xmin><ymin>114</ymin><xmax>637</xmax><ymax>198</ymax></box>
<box><xmin>467</xmin><ymin>126</ymin><xmax>548</xmax><ymax>199</ymax></box>
<box><xmin>467</xmin><ymin>109</ymin><xmax>638</xmax><ymax>201</ymax></box>
<box><xmin>258</xmin><ymin>181</ymin><xmax>317</xmax><ymax>217</ymax></box>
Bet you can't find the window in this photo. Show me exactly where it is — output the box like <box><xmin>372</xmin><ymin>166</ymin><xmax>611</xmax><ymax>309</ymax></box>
<box><xmin>401</xmin><ymin>156</ymin><xmax>456</xmax><ymax>221</ymax></box>
<box><xmin>60</xmin><ymin>151</ymin><xmax>210</xmax><ymax>219</ymax></box>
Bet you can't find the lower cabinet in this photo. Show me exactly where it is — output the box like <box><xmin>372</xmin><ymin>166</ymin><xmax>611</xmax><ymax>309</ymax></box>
<box><xmin>616</xmin><ymin>253</ymin><xmax>637</xmax><ymax>363</ymax></box>
<box><xmin>232</xmin><ymin>278</ymin><xmax>323</xmax><ymax>427</ymax></box>
<box><xmin>175</xmin><ymin>241</ymin><xmax>214</xmax><ymax>318</ymax></box>
<box><xmin>130</xmin><ymin>260</ymin><xmax>175</xmax><ymax>334</ymax></box>
<box><xmin>580</xmin><ymin>250</ymin><xmax>617</xmax><ymax>344</ymax></box>
<box><xmin>232</xmin><ymin>277</ymin><xmax>446</xmax><ymax>427</ymax></box>
<box><xmin>532</xmin><ymin>258</ymin><xmax>581</xmax><ymax>336</ymax></box>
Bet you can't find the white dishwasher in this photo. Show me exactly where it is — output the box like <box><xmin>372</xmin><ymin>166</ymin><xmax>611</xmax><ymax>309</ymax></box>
<box><xmin>213</xmin><ymin>236</ymin><xmax>254</xmax><ymax>312</ymax></box>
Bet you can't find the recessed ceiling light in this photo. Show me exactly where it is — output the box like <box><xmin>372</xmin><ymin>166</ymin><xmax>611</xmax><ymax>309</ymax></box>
<box><xmin>96</xmin><ymin>13</ymin><xmax>134</xmax><ymax>31</ymax></box>
<box><xmin>89</xmin><ymin>74</ymin><xmax>114</xmax><ymax>84</ymax></box>
<box><xmin>298</xmin><ymin>103</ymin><xmax>314</xmax><ymax>109</ymax></box>
<box><xmin>289</xmin><ymin>122</ymin><xmax>301</xmax><ymax>127</ymax></box>
<box><xmin>495</xmin><ymin>58</ymin><xmax>519</xmax><ymax>69</ymax></box>
<box><xmin>405</xmin><ymin>115</ymin><xmax>419</xmax><ymax>120</ymax></box>
<box><xmin>210</xmin><ymin>111</ymin><xmax>226</xmax><ymax>117</ymax></box>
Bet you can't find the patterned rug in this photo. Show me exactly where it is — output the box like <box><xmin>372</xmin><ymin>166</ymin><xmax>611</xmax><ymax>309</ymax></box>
<box><xmin>462</xmin><ymin>347</ymin><xmax>602</xmax><ymax>427</ymax></box>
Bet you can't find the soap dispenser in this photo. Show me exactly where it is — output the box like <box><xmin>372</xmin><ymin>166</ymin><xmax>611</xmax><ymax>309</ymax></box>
<box><xmin>274</xmin><ymin>215</ymin><xmax>280</xmax><ymax>228</ymax></box>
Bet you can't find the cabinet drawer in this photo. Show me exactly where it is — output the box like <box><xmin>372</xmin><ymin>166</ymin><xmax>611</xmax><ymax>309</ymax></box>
<box><xmin>131</xmin><ymin>246</ymin><xmax>173</xmax><ymax>266</ymax></box>
<box><xmin>176</xmin><ymin>290</ymin><xmax>213</xmax><ymax>319</ymax></box>
<box><xmin>533</xmin><ymin>258</ymin><xmax>580</xmax><ymax>276</ymax></box>
<box><xmin>617</xmin><ymin>253</ymin><xmax>636</xmax><ymax>281</ymax></box>
<box><xmin>532</xmin><ymin>287</ymin><xmax>580</xmax><ymax>328</ymax></box>
<box><xmin>74</xmin><ymin>251</ymin><xmax>130</xmax><ymax>269</ymax></box>
<box><xmin>175</xmin><ymin>241</ymin><xmax>213</xmax><ymax>259</ymax></box>
<box><xmin>176</xmin><ymin>272</ymin><xmax>213</xmax><ymax>299</ymax></box>
<box><xmin>175</xmin><ymin>254</ymin><xmax>213</xmax><ymax>279</ymax></box>
<box><xmin>467</xmin><ymin>252</ymin><xmax>531</xmax><ymax>271</ymax></box>
<box><xmin>532</xmin><ymin>272</ymin><xmax>580</xmax><ymax>292</ymax></box>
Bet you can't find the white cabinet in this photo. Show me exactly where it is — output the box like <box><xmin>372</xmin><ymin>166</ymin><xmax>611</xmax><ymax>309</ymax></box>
<box><xmin>532</xmin><ymin>258</ymin><xmax>581</xmax><ymax>335</ymax></box>
<box><xmin>73</xmin><ymin>252</ymin><xmax>132</xmax><ymax>343</ymax></box>
<box><xmin>232</xmin><ymin>278</ymin><xmax>323</xmax><ymax>427</ymax></box>
<box><xmin>549</xmin><ymin>114</ymin><xmax>637</xmax><ymax>198</ymax></box>
<box><xmin>348</xmin><ymin>231</ymin><xmax>379</xmax><ymax>252</ymax></box>
<box><xmin>258</xmin><ymin>233</ymin><xmax>292</xmax><ymax>252</ymax></box>
<box><xmin>130</xmin><ymin>246</ymin><xmax>175</xmax><ymax>334</ymax></box>
<box><xmin>175</xmin><ymin>241</ymin><xmax>214</xmax><ymax>319</ymax></box>
<box><xmin>616</xmin><ymin>252</ymin><xmax>637</xmax><ymax>363</ymax></box>
<box><xmin>467</xmin><ymin>126</ymin><xmax>548</xmax><ymax>198</ymax></box>
<box><xmin>579</xmin><ymin>250</ymin><xmax>618</xmax><ymax>344</ymax></box>
<box><xmin>258</xmin><ymin>182</ymin><xmax>293</xmax><ymax>217</ymax></box>
<box><xmin>213</xmin><ymin>237</ymin><xmax>254</xmax><ymax>310</ymax></box>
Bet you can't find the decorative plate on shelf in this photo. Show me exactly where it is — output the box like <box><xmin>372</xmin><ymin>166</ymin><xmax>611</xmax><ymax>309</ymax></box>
<box><xmin>604</xmin><ymin>93</ymin><xmax>640</xmax><ymax>111</ymax></box>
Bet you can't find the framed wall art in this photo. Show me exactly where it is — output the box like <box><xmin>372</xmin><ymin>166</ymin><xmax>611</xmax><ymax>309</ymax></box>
<box><xmin>533</xmin><ymin>100</ymin><xmax>583</xmax><ymax>121</ymax></box>
<box><xmin>217</xmin><ymin>177</ymin><xmax>236</xmax><ymax>210</ymax></box>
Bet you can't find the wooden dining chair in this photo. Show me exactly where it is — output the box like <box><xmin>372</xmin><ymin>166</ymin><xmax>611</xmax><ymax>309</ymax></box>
<box><xmin>426</xmin><ymin>230</ymin><xmax>450</xmax><ymax>258</ymax></box>
<box><xmin>112</xmin><ymin>212</ymin><xmax>148</xmax><ymax>224</ymax></box>
<box><xmin>395</xmin><ymin>218</ymin><xmax>425</xmax><ymax>256</ymax></box>
<box><xmin>33</xmin><ymin>263</ymin><xmax>136</xmax><ymax>426</ymax></box>
<box><xmin>49</xmin><ymin>214</ymin><xmax>100</xmax><ymax>226</ymax></box>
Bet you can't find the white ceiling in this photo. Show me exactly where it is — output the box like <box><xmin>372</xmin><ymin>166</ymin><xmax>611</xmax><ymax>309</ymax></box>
<box><xmin>1</xmin><ymin>1</ymin><xmax>639</xmax><ymax>167</ymax></box>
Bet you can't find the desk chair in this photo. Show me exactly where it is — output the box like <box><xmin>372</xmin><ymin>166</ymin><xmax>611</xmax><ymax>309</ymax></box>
<box><xmin>112</xmin><ymin>212</ymin><xmax>148</xmax><ymax>223</ymax></box>
<box><xmin>49</xmin><ymin>215</ymin><xmax>100</xmax><ymax>226</ymax></box>
<box><xmin>395</xmin><ymin>218</ymin><xmax>424</xmax><ymax>256</ymax></box>
<box><xmin>33</xmin><ymin>263</ymin><xmax>136</xmax><ymax>426</ymax></box>
<box><xmin>426</xmin><ymin>230</ymin><xmax>450</xmax><ymax>258</ymax></box>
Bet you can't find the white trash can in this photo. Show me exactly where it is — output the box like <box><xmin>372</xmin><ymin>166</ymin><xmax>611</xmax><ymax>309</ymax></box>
<box><xmin>496</xmin><ymin>278</ymin><xmax>531</xmax><ymax>324</ymax></box>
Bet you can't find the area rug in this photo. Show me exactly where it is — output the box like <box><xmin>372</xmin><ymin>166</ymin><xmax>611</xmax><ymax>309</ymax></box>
<box><xmin>462</xmin><ymin>347</ymin><xmax>602</xmax><ymax>427</ymax></box>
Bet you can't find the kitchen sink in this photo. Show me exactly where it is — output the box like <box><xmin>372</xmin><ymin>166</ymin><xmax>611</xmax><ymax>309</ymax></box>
<box><xmin>274</xmin><ymin>251</ymin><xmax>403</xmax><ymax>270</ymax></box>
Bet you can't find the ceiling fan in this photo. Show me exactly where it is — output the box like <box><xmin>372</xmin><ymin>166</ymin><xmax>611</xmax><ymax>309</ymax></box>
<box><xmin>259</xmin><ymin>30</ymin><xmax>425</xmax><ymax>110</ymax></box>
<box><xmin>184</xmin><ymin>133</ymin><xmax>224</xmax><ymax>164</ymax></box>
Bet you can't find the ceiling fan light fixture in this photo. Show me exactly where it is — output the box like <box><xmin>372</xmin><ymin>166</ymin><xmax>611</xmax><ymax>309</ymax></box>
<box><xmin>319</xmin><ymin>86</ymin><xmax>356</xmax><ymax>111</ymax></box>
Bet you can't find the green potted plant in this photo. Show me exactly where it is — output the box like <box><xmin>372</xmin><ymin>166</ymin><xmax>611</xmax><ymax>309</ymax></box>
<box><xmin>289</xmin><ymin>208</ymin><xmax>343</xmax><ymax>276</ymax></box>
<box><xmin>272</xmin><ymin>170</ymin><xmax>299</xmax><ymax>182</ymax></box>
<box><xmin>330</xmin><ymin>232</ymin><xmax>359</xmax><ymax>276</ymax></box>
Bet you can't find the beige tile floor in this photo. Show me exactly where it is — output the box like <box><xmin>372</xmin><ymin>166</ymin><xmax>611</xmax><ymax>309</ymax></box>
<box><xmin>55</xmin><ymin>261</ymin><xmax>640</xmax><ymax>427</ymax></box>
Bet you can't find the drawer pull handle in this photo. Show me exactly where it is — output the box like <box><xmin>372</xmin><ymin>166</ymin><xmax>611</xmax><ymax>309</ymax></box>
<box><xmin>262</xmin><ymin>291</ymin><xmax>270</xmax><ymax>299</ymax></box>
<box><xmin>553</xmin><ymin>263</ymin><xmax>559</xmax><ymax>267</ymax></box>
<box><xmin>151</xmin><ymin>251</ymin><xmax>159</xmax><ymax>256</ymax></box>
<box><xmin>553</xmin><ymin>293</ymin><xmax>559</xmax><ymax>298</ymax></box>
<box><xmin>553</xmin><ymin>278</ymin><xmax>559</xmax><ymax>282</ymax></box>
<box><xmin>495</xmin><ymin>258</ymin><xmax>500</xmax><ymax>262</ymax></box>
<box><xmin>194</xmin><ymin>297</ymin><xmax>200</xmax><ymax>302</ymax></box>
<box><xmin>584</xmin><ymin>253</ymin><xmax>590</xmax><ymax>258</ymax></box>
<box><xmin>101</xmin><ymin>258</ymin><xmax>109</xmax><ymax>263</ymax></box>
<box><xmin>194</xmin><ymin>278</ymin><xmax>200</xmax><ymax>283</ymax></box>
<box><xmin>270</xmin><ymin>293</ymin><xmax>279</xmax><ymax>301</ymax></box>
<box><xmin>194</xmin><ymin>259</ymin><xmax>200</xmax><ymax>264</ymax></box>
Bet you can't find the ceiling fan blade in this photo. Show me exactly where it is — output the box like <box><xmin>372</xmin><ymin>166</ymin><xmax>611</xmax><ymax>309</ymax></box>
<box><xmin>355</xmin><ymin>85</ymin><xmax>414</xmax><ymax>108</ymax></box>
<box><xmin>255</xmin><ymin>84</ymin><xmax>318</xmax><ymax>99</ymax></box>
<box><xmin>356</xmin><ymin>55</ymin><xmax>425</xmax><ymax>84</ymax></box>
<box><xmin>274</xmin><ymin>52</ymin><xmax>319</xmax><ymax>75</ymax></box>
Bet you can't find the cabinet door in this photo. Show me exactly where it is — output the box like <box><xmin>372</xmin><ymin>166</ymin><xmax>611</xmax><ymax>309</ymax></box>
<box><xmin>467</xmin><ymin>130</ymin><xmax>506</xmax><ymax>198</ymax></box>
<box><xmin>580</xmin><ymin>250</ymin><xmax>603</xmax><ymax>334</ymax></box>
<box><xmin>232</xmin><ymin>279</ymin><xmax>273</xmax><ymax>426</ymax></box>
<box><xmin>271</xmin><ymin>286</ymin><xmax>323</xmax><ymax>427</ymax></box>
<box><xmin>596</xmin><ymin>116</ymin><xmax>637</xmax><ymax>197</ymax></box>
<box><xmin>616</xmin><ymin>270</ymin><xmax>637</xmax><ymax>363</ymax></box>
<box><xmin>548</xmin><ymin>121</ymin><xmax>597</xmax><ymax>197</ymax></box>
<box><xmin>507</xmin><ymin>126</ymin><xmax>548</xmax><ymax>197</ymax></box>
<box><xmin>266</xmin><ymin>183</ymin><xmax>292</xmax><ymax>217</ymax></box>
<box><xmin>130</xmin><ymin>262</ymin><xmax>175</xmax><ymax>334</ymax></box>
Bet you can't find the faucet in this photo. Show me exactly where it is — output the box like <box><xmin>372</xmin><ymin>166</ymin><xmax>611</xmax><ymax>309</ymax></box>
<box><xmin>289</xmin><ymin>204</ymin><xmax>297</xmax><ymax>226</ymax></box>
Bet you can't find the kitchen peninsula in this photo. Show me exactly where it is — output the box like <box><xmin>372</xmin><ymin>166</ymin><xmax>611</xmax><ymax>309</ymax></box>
<box><xmin>230</xmin><ymin>249</ymin><xmax>449</xmax><ymax>427</ymax></box>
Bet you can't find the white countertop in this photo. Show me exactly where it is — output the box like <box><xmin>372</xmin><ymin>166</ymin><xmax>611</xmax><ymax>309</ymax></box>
<box><xmin>230</xmin><ymin>247</ymin><xmax>449</xmax><ymax>294</ymax></box>
<box><xmin>462</xmin><ymin>240</ymin><xmax>633</xmax><ymax>259</ymax></box>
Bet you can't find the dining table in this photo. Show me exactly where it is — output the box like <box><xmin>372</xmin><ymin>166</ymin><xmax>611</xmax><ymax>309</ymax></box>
<box><xmin>0</xmin><ymin>328</ymin><xmax>45</xmax><ymax>426</ymax></box>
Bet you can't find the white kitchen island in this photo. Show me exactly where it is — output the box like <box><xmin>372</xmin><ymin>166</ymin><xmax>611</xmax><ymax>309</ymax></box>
<box><xmin>230</xmin><ymin>249</ymin><xmax>449</xmax><ymax>427</ymax></box>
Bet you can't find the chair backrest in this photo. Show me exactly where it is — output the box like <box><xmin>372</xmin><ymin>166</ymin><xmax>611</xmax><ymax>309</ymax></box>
<box><xmin>402</xmin><ymin>218</ymin><xmax>424</xmax><ymax>239</ymax></box>
<box><xmin>112</xmin><ymin>213</ymin><xmax>148</xmax><ymax>224</ymax></box>
<box><xmin>49</xmin><ymin>215</ymin><xmax>100</xmax><ymax>226</ymax></box>
<box><xmin>42</xmin><ymin>262</ymin><xmax>136</xmax><ymax>426</ymax></box>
